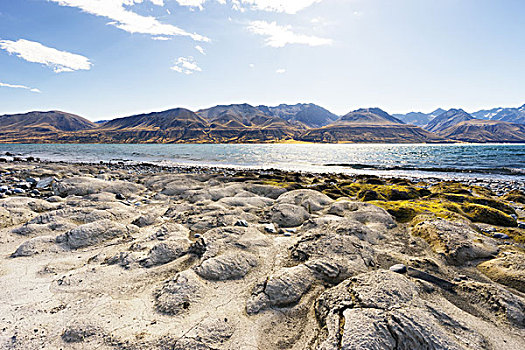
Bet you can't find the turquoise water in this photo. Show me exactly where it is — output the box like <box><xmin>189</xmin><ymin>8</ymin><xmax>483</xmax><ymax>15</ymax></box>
<box><xmin>1</xmin><ymin>143</ymin><xmax>524</xmax><ymax>181</ymax></box>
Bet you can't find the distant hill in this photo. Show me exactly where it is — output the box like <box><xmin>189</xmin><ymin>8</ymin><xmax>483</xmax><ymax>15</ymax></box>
<box><xmin>257</xmin><ymin>103</ymin><xmax>337</xmax><ymax>128</ymax></box>
<box><xmin>300</xmin><ymin>108</ymin><xmax>446</xmax><ymax>143</ymax></box>
<box><xmin>2</xmin><ymin>103</ymin><xmax>525</xmax><ymax>144</ymax></box>
<box><xmin>472</xmin><ymin>104</ymin><xmax>525</xmax><ymax>124</ymax></box>
<box><xmin>337</xmin><ymin>108</ymin><xmax>404</xmax><ymax>125</ymax></box>
<box><xmin>0</xmin><ymin>110</ymin><xmax>96</xmax><ymax>132</ymax></box>
<box><xmin>438</xmin><ymin>119</ymin><xmax>525</xmax><ymax>143</ymax></box>
<box><xmin>424</xmin><ymin>108</ymin><xmax>474</xmax><ymax>133</ymax></box>
<box><xmin>197</xmin><ymin>103</ymin><xmax>301</xmax><ymax>142</ymax></box>
<box><xmin>88</xmin><ymin>108</ymin><xmax>209</xmax><ymax>143</ymax></box>
<box><xmin>0</xmin><ymin>111</ymin><xmax>98</xmax><ymax>143</ymax></box>
<box><xmin>394</xmin><ymin>108</ymin><xmax>445</xmax><ymax>126</ymax></box>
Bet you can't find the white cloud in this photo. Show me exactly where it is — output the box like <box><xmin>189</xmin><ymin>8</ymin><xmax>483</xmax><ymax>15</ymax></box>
<box><xmin>152</xmin><ymin>36</ymin><xmax>171</xmax><ymax>40</ymax></box>
<box><xmin>276</xmin><ymin>68</ymin><xmax>286</xmax><ymax>74</ymax></box>
<box><xmin>171</xmin><ymin>56</ymin><xmax>202</xmax><ymax>74</ymax></box>
<box><xmin>231</xmin><ymin>0</ymin><xmax>323</xmax><ymax>14</ymax></box>
<box><xmin>49</xmin><ymin>0</ymin><xmax>209</xmax><ymax>42</ymax></box>
<box><xmin>249</xmin><ymin>63</ymin><xmax>255</xmax><ymax>68</ymax></box>
<box><xmin>0</xmin><ymin>81</ymin><xmax>41</xmax><ymax>93</ymax></box>
<box><xmin>0</xmin><ymin>39</ymin><xmax>92</xmax><ymax>73</ymax></box>
<box><xmin>247</xmin><ymin>20</ymin><xmax>333</xmax><ymax>48</ymax></box>
<box><xmin>176</xmin><ymin>0</ymin><xmax>206</xmax><ymax>9</ymax></box>
<box><xmin>195</xmin><ymin>45</ymin><xmax>206</xmax><ymax>55</ymax></box>
<box><xmin>150</xmin><ymin>0</ymin><xmax>164</xmax><ymax>5</ymax></box>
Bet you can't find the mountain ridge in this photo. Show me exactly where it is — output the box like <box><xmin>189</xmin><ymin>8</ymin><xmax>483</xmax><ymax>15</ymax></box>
<box><xmin>1</xmin><ymin>103</ymin><xmax>525</xmax><ymax>144</ymax></box>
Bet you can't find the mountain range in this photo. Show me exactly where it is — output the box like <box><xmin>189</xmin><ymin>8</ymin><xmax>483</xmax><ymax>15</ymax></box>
<box><xmin>1</xmin><ymin>103</ymin><xmax>525</xmax><ymax>144</ymax></box>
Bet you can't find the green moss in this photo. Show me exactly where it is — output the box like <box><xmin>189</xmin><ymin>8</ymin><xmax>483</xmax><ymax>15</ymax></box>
<box><xmin>496</xmin><ymin>228</ymin><xmax>525</xmax><ymax>244</ymax></box>
<box><xmin>370</xmin><ymin>199</ymin><xmax>462</xmax><ymax>223</ymax></box>
<box><xmin>343</xmin><ymin>183</ymin><xmax>421</xmax><ymax>201</ymax></box>
<box><xmin>429</xmin><ymin>181</ymin><xmax>473</xmax><ymax>195</ymax></box>
<box><xmin>357</xmin><ymin>189</ymin><xmax>385</xmax><ymax>201</ymax></box>
<box><xmin>461</xmin><ymin>203</ymin><xmax>517</xmax><ymax>227</ymax></box>
<box><xmin>502</xmin><ymin>190</ymin><xmax>525</xmax><ymax>204</ymax></box>
<box><xmin>434</xmin><ymin>193</ymin><xmax>516</xmax><ymax>215</ymax></box>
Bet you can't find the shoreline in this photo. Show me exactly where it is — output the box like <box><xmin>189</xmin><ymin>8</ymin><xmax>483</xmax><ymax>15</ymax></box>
<box><xmin>0</xmin><ymin>157</ymin><xmax>524</xmax><ymax>202</ymax></box>
<box><xmin>1</xmin><ymin>152</ymin><xmax>524</xmax><ymax>195</ymax></box>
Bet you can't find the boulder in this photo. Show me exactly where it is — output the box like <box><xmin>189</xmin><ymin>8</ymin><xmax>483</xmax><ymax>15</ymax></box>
<box><xmin>277</xmin><ymin>189</ymin><xmax>332</xmax><ymax>212</ymax></box>
<box><xmin>195</xmin><ymin>251</ymin><xmax>258</xmax><ymax>280</ymax></box>
<box><xmin>412</xmin><ymin>218</ymin><xmax>499</xmax><ymax>265</ymax></box>
<box><xmin>478</xmin><ymin>252</ymin><xmax>525</xmax><ymax>293</ymax></box>
<box><xmin>315</xmin><ymin>271</ymin><xmax>487</xmax><ymax>350</ymax></box>
<box><xmin>56</xmin><ymin>219</ymin><xmax>137</xmax><ymax>249</ymax></box>
<box><xmin>53</xmin><ymin>177</ymin><xmax>144</xmax><ymax>197</ymax></box>
<box><xmin>271</xmin><ymin>203</ymin><xmax>310</xmax><ymax>227</ymax></box>
<box><xmin>11</xmin><ymin>236</ymin><xmax>57</xmax><ymax>257</ymax></box>
<box><xmin>141</xmin><ymin>239</ymin><xmax>192</xmax><ymax>267</ymax></box>
<box><xmin>246</xmin><ymin>265</ymin><xmax>314</xmax><ymax>314</ymax></box>
<box><xmin>154</xmin><ymin>270</ymin><xmax>203</xmax><ymax>315</ymax></box>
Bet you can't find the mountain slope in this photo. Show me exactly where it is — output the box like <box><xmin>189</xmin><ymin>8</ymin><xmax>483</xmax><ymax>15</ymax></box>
<box><xmin>89</xmin><ymin>108</ymin><xmax>209</xmax><ymax>143</ymax></box>
<box><xmin>300</xmin><ymin>108</ymin><xmax>446</xmax><ymax>143</ymax></box>
<box><xmin>0</xmin><ymin>111</ymin><xmax>98</xmax><ymax>143</ymax></box>
<box><xmin>394</xmin><ymin>108</ymin><xmax>446</xmax><ymax>126</ymax></box>
<box><xmin>438</xmin><ymin>120</ymin><xmax>525</xmax><ymax>142</ymax></box>
<box><xmin>337</xmin><ymin>108</ymin><xmax>404</xmax><ymax>125</ymax></box>
<box><xmin>197</xmin><ymin>104</ymin><xmax>301</xmax><ymax>142</ymax></box>
<box><xmin>424</xmin><ymin>108</ymin><xmax>474</xmax><ymax>133</ymax></box>
<box><xmin>257</xmin><ymin>103</ymin><xmax>338</xmax><ymax>128</ymax></box>
<box><xmin>472</xmin><ymin>104</ymin><xmax>525</xmax><ymax>124</ymax></box>
<box><xmin>101</xmin><ymin>108</ymin><xmax>207</xmax><ymax>130</ymax></box>
<box><xmin>0</xmin><ymin>111</ymin><xmax>97</xmax><ymax>132</ymax></box>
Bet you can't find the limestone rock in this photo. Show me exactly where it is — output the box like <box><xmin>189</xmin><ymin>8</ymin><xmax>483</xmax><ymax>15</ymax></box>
<box><xmin>277</xmin><ymin>189</ymin><xmax>332</xmax><ymax>212</ymax></box>
<box><xmin>247</xmin><ymin>265</ymin><xmax>314</xmax><ymax>314</ymax></box>
<box><xmin>56</xmin><ymin>219</ymin><xmax>137</xmax><ymax>249</ymax></box>
<box><xmin>11</xmin><ymin>236</ymin><xmax>57</xmax><ymax>257</ymax></box>
<box><xmin>478</xmin><ymin>252</ymin><xmax>525</xmax><ymax>293</ymax></box>
<box><xmin>141</xmin><ymin>239</ymin><xmax>191</xmax><ymax>267</ymax></box>
<box><xmin>195</xmin><ymin>251</ymin><xmax>258</xmax><ymax>280</ymax></box>
<box><xmin>270</xmin><ymin>203</ymin><xmax>310</xmax><ymax>227</ymax></box>
<box><xmin>412</xmin><ymin>218</ymin><xmax>499</xmax><ymax>265</ymax></box>
<box><xmin>53</xmin><ymin>177</ymin><xmax>144</xmax><ymax>197</ymax></box>
<box><xmin>154</xmin><ymin>270</ymin><xmax>203</xmax><ymax>315</ymax></box>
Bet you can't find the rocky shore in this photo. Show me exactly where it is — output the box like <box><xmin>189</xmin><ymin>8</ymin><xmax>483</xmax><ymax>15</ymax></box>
<box><xmin>1</xmin><ymin>158</ymin><xmax>525</xmax><ymax>349</ymax></box>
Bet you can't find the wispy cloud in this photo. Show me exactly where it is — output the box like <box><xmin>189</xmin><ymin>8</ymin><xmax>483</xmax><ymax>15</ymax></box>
<box><xmin>0</xmin><ymin>81</ymin><xmax>41</xmax><ymax>93</ymax></box>
<box><xmin>231</xmin><ymin>0</ymin><xmax>323</xmax><ymax>14</ymax></box>
<box><xmin>171</xmin><ymin>56</ymin><xmax>202</xmax><ymax>74</ymax></box>
<box><xmin>247</xmin><ymin>20</ymin><xmax>333</xmax><ymax>47</ymax></box>
<box><xmin>276</xmin><ymin>68</ymin><xmax>286</xmax><ymax>74</ymax></box>
<box><xmin>195</xmin><ymin>45</ymin><xmax>206</xmax><ymax>55</ymax></box>
<box><xmin>176</xmin><ymin>0</ymin><xmax>206</xmax><ymax>9</ymax></box>
<box><xmin>0</xmin><ymin>39</ymin><xmax>92</xmax><ymax>73</ymax></box>
<box><xmin>48</xmin><ymin>0</ymin><xmax>209</xmax><ymax>42</ymax></box>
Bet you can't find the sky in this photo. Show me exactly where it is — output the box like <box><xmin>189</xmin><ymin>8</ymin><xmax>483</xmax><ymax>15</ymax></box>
<box><xmin>0</xmin><ymin>0</ymin><xmax>524</xmax><ymax>121</ymax></box>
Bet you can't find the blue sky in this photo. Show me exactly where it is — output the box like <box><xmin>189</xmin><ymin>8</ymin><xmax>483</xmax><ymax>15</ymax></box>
<box><xmin>0</xmin><ymin>0</ymin><xmax>524</xmax><ymax>121</ymax></box>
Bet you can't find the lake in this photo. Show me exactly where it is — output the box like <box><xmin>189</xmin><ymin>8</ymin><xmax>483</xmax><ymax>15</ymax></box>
<box><xmin>1</xmin><ymin>143</ymin><xmax>524</xmax><ymax>182</ymax></box>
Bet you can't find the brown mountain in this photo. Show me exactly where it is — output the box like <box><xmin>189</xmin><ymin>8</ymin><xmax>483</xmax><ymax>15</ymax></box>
<box><xmin>198</xmin><ymin>104</ymin><xmax>301</xmax><ymax>142</ymax></box>
<box><xmin>257</xmin><ymin>103</ymin><xmax>338</xmax><ymax>128</ymax></box>
<box><xmin>338</xmin><ymin>108</ymin><xmax>405</xmax><ymax>124</ymax></box>
<box><xmin>5</xmin><ymin>104</ymin><xmax>525</xmax><ymax>144</ymax></box>
<box><xmin>0</xmin><ymin>111</ymin><xmax>98</xmax><ymax>143</ymax></box>
<box><xmin>78</xmin><ymin>108</ymin><xmax>210</xmax><ymax>143</ymax></box>
<box><xmin>437</xmin><ymin>119</ymin><xmax>525</xmax><ymax>143</ymax></box>
<box><xmin>424</xmin><ymin>108</ymin><xmax>474</xmax><ymax>133</ymax></box>
<box><xmin>300</xmin><ymin>108</ymin><xmax>447</xmax><ymax>143</ymax></box>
